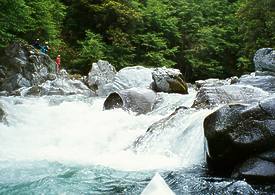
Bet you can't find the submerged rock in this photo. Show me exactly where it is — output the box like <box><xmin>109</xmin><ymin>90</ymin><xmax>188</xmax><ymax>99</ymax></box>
<box><xmin>103</xmin><ymin>88</ymin><xmax>156</xmax><ymax>115</ymax></box>
<box><xmin>192</xmin><ymin>85</ymin><xmax>269</xmax><ymax>109</ymax></box>
<box><xmin>204</xmin><ymin>95</ymin><xmax>275</xmax><ymax>182</ymax></box>
<box><xmin>152</xmin><ymin>68</ymin><xmax>188</xmax><ymax>94</ymax></box>
<box><xmin>0</xmin><ymin>42</ymin><xmax>55</xmax><ymax>92</ymax></box>
<box><xmin>86</xmin><ymin>60</ymin><xmax>116</xmax><ymax>96</ymax></box>
<box><xmin>254</xmin><ymin>48</ymin><xmax>275</xmax><ymax>73</ymax></box>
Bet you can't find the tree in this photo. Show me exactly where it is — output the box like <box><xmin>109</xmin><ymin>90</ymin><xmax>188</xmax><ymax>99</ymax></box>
<box><xmin>0</xmin><ymin>0</ymin><xmax>32</xmax><ymax>47</ymax></box>
<box><xmin>237</xmin><ymin>0</ymin><xmax>275</xmax><ymax>71</ymax></box>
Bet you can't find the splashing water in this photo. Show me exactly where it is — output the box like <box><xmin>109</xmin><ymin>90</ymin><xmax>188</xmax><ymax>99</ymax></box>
<box><xmin>0</xmin><ymin>91</ymin><xmax>263</xmax><ymax>194</ymax></box>
<box><xmin>0</xmin><ymin>90</ymin><xmax>203</xmax><ymax>170</ymax></box>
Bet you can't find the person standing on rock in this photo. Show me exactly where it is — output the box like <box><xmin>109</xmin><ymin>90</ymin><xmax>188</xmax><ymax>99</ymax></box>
<box><xmin>41</xmin><ymin>41</ymin><xmax>50</xmax><ymax>54</ymax></box>
<box><xmin>33</xmin><ymin>38</ymin><xmax>41</xmax><ymax>49</ymax></box>
<box><xmin>56</xmin><ymin>55</ymin><xmax>61</xmax><ymax>73</ymax></box>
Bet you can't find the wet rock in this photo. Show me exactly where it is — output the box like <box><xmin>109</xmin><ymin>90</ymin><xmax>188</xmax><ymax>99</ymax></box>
<box><xmin>0</xmin><ymin>42</ymin><xmax>56</xmax><ymax>92</ymax></box>
<box><xmin>0</xmin><ymin>104</ymin><xmax>6</xmax><ymax>123</ymax></box>
<box><xmin>254</xmin><ymin>48</ymin><xmax>275</xmax><ymax>73</ymax></box>
<box><xmin>103</xmin><ymin>88</ymin><xmax>156</xmax><ymax>115</ymax></box>
<box><xmin>132</xmin><ymin>106</ymin><xmax>190</xmax><ymax>150</ymax></box>
<box><xmin>0</xmin><ymin>91</ymin><xmax>9</xmax><ymax>96</ymax></box>
<box><xmin>237</xmin><ymin>73</ymin><xmax>275</xmax><ymax>93</ymax></box>
<box><xmin>192</xmin><ymin>85</ymin><xmax>269</xmax><ymax>109</ymax></box>
<box><xmin>204</xmin><ymin>96</ymin><xmax>275</xmax><ymax>178</ymax></box>
<box><xmin>1</xmin><ymin>73</ymin><xmax>31</xmax><ymax>92</ymax></box>
<box><xmin>195</xmin><ymin>78</ymin><xmax>231</xmax><ymax>89</ymax></box>
<box><xmin>102</xmin><ymin>66</ymin><xmax>153</xmax><ymax>95</ymax></box>
<box><xmin>232</xmin><ymin>158</ymin><xmax>275</xmax><ymax>183</ymax></box>
<box><xmin>258</xmin><ymin>149</ymin><xmax>275</xmax><ymax>163</ymax></box>
<box><xmin>152</xmin><ymin>68</ymin><xmax>188</xmax><ymax>94</ymax></box>
<box><xmin>86</xmin><ymin>60</ymin><xmax>116</xmax><ymax>96</ymax></box>
<box><xmin>25</xmin><ymin>77</ymin><xmax>95</xmax><ymax>96</ymax></box>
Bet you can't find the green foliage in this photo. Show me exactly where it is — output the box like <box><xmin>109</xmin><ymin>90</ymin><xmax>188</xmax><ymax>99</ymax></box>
<box><xmin>237</xmin><ymin>0</ymin><xmax>275</xmax><ymax>62</ymax></box>
<box><xmin>24</xmin><ymin>0</ymin><xmax>66</xmax><ymax>40</ymax></box>
<box><xmin>1</xmin><ymin>0</ymin><xmax>274</xmax><ymax>81</ymax></box>
<box><xmin>0</xmin><ymin>0</ymin><xmax>32</xmax><ymax>47</ymax></box>
<box><xmin>72</xmin><ymin>30</ymin><xmax>107</xmax><ymax>74</ymax></box>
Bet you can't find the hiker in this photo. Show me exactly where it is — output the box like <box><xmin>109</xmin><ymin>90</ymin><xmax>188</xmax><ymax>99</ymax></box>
<box><xmin>33</xmin><ymin>39</ymin><xmax>41</xmax><ymax>49</ymax></box>
<box><xmin>56</xmin><ymin>55</ymin><xmax>61</xmax><ymax>73</ymax></box>
<box><xmin>40</xmin><ymin>41</ymin><xmax>50</xmax><ymax>54</ymax></box>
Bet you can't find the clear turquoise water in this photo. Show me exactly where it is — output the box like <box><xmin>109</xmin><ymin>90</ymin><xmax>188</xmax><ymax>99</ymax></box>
<box><xmin>0</xmin><ymin>161</ymin><xmax>270</xmax><ymax>195</ymax></box>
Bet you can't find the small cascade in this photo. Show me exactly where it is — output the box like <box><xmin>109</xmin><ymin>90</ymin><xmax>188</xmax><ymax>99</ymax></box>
<box><xmin>0</xmin><ymin>88</ymin><xmax>208</xmax><ymax>170</ymax></box>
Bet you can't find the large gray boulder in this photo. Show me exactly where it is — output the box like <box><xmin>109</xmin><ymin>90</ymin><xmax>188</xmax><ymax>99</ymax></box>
<box><xmin>152</xmin><ymin>68</ymin><xmax>188</xmax><ymax>94</ymax></box>
<box><xmin>102</xmin><ymin>66</ymin><xmax>153</xmax><ymax>95</ymax></box>
<box><xmin>204</xmin><ymin>96</ymin><xmax>275</xmax><ymax>182</ymax></box>
<box><xmin>254</xmin><ymin>48</ymin><xmax>275</xmax><ymax>73</ymax></box>
<box><xmin>86</xmin><ymin>60</ymin><xmax>116</xmax><ymax>96</ymax></box>
<box><xmin>192</xmin><ymin>84</ymin><xmax>269</xmax><ymax>109</ymax></box>
<box><xmin>103</xmin><ymin>88</ymin><xmax>156</xmax><ymax>115</ymax></box>
<box><xmin>0</xmin><ymin>42</ymin><xmax>56</xmax><ymax>92</ymax></box>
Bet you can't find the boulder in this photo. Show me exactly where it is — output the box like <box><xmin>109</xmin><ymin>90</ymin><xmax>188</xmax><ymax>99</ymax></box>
<box><xmin>237</xmin><ymin>73</ymin><xmax>275</xmax><ymax>93</ymax></box>
<box><xmin>204</xmin><ymin>96</ymin><xmax>275</xmax><ymax>177</ymax></box>
<box><xmin>86</xmin><ymin>60</ymin><xmax>116</xmax><ymax>96</ymax></box>
<box><xmin>195</xmin><ymin>78</ymin><xmax>232</xmax><ymax>89</ymax></box>
<box><xmin>254</xmin><ymin>48</ymin><xmax>275</xmax><ymax>73</ymax></box>
<box><xmin>258</xmin><ymin>149</ymin><xmax>275</xmax><ymax>163</ymax></box>
<box><xmin>130</xmin><ymin>106</ymin><xmax>210</xmax><ymax>165</ymax></box>
<box><xmin>103</xmin><ymin>88</ymin><xmax>156</xmax><ymax>115</ymax></box>
<box><xmin>102</xmin><ymin>66</ymin><xmax>153</xmax><ymax>95</ymax></box>
<box><xmin>152</xmin><ymin>68</ymin><xmax>188</xmax><ymax>94</ymax></box>
<box><xmin>24</xmin><ymin>76</ymin><xmax>95</xmax><ymax>96</ymax></box>
<box><xmin>232</xmin><ymin>157</ymin><xmax>275</xmax><ymax>183</ymax></box>
<box><xmin>192</xmin><ymin>84</ymin><xmax>269</xmax><ymax>109</ymax></box>
<box><xmin>0</xmin><ymin>42</ymin><xmax>56</xmax><ymax>92</ymax></box>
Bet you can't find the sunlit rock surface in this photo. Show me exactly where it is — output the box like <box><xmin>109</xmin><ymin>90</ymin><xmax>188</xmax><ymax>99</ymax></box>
<box><xmin>237</xmin><ymin>73</ymin><xmax>275</xmax><ymax>93</ymax></box>
<box><xmin>192</xmin><ymin>84</ymin><xmax>269</xmax><ymax>109</ymax></box>
<box><xmin>103</xmin><ymin>88</ymin><xmax>156</xmax><ymax>114</ymax></box>
<box><xmin>152</xmin><ymin>68</ymin><xmax>188</xmax><ymax>94</ymax></box>
<box><xmin>86</xmin><ymin>60</ymin><xmax>117</xmax><ymax>96</ymax></box>
<box><xmin>25</xmin><ymin>76</ymin><xmax>95</xmax><ymax>96</ymax></box>
<box><xmin>102</xmin><ymin>66</ymin><xmax>153</xmax><ymax>95</ymax></box>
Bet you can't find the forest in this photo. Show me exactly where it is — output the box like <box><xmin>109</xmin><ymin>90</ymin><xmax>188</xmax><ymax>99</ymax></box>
<box><xmin>0</xmin><ymin>0</ymin><xmax>274</xmax><ymax>81</ymax></box>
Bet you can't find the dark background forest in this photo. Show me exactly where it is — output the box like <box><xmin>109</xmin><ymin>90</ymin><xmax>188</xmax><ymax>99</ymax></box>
<box><xmin>0</xmin><ymin>0</ymin><xmax>274</xmax><ymax>81</ymax></box>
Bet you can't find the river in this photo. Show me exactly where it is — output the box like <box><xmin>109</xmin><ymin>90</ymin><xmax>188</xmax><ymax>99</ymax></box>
<box><xmin>0</xmin><ymin>90</ymin><xmax>271</xmax><ymax>194</ymax></box>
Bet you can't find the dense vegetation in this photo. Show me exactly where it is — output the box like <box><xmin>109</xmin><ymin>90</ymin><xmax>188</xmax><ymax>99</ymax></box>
<box><xmin>0</xmin><ymin>0</ymin><xmax>274</xmax><ymax>81</ymax></box>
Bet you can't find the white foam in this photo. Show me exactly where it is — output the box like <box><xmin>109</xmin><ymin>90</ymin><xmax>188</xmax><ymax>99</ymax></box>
<box><xmin>0</xmin><ymin>90</ymin><xmax>206</xmax><ymax>171</ymax></box>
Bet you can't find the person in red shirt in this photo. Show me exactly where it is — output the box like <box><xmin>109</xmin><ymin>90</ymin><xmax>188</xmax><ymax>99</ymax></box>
<box><xmin>56</xmin><ymin>55</ymin><xmax>61</xmax><ymax>73</ymax></box>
